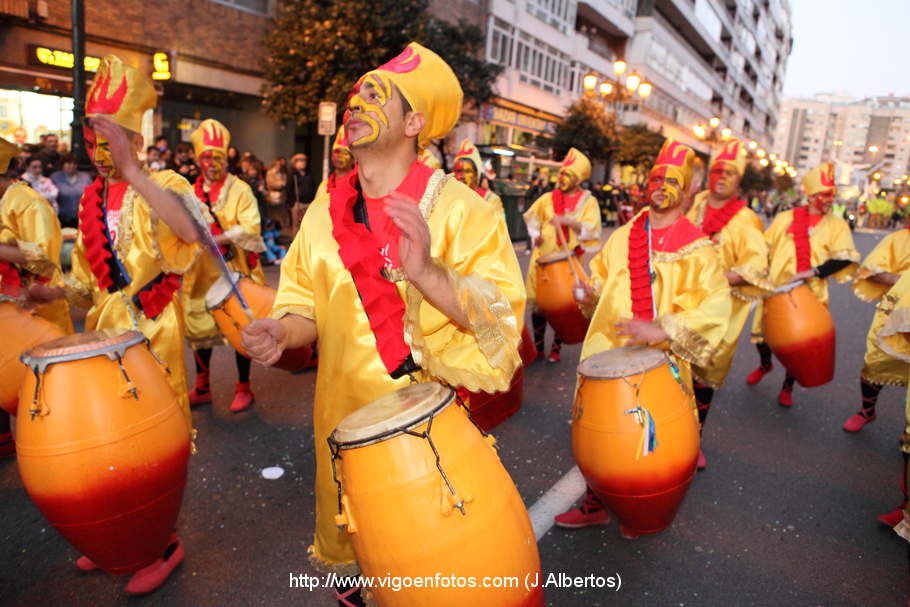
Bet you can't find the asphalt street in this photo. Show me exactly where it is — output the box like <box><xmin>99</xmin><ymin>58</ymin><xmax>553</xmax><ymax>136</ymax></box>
<box><xmin>1</xmin><ymin>228</ymin><xmax>907</xmax><ymax>607</ymax></box>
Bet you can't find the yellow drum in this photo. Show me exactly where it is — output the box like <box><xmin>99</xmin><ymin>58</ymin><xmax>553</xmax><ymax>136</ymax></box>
<box><xmin>329</xmin><ymin>383</ymin><xmax>543</xmax><ymax>607</ymax></box>
<box><xmin>573</xmin><ymin>347</ymin><xmax>699</xmax><ymax>535</ymax></box>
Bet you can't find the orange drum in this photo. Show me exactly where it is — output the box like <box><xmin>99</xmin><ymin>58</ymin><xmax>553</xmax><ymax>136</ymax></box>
<box><xmin>573</xmin><ymin>347</ymin><xmax>699</xmax><ymax>535</ymax></box>
<box><xmin>535</xmin><ymin>251</ymin><xmax>589</xmax><ymax>344</ymax></box>
<box><xmin>762</xmin><ymin>282</ymin><xmax>835</xmax><ymax>387</ymax></box>
<box><xmin>206</xmin><ymin>272</ymin><xmax>316</xmax><ymax>372</ymax></box>
<box><xmin>329</xmin><ymin>383</ymin><xmax>543</xmax><ymax>607</ymax></box>
<box><xmin>0</xmin><ymin>296</ymin><xmax>64</xmax><ymax>415</ymax></box>
<box><xmin>466</xmin><ymin>327</ymin><xmax>536</xmax><ymax>431</ymax></box>
<box><xmin>16</xmin><ymin>330</ymin><xmax>190</xmax><ymax>574</ymax></box>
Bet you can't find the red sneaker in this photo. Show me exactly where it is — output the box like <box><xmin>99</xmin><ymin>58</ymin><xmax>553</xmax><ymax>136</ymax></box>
<box><xmin>697</xmin><ymin>449</ymin><xmax>706</xmax><ymax>470</ymax></box>
<box><xmin>842</xmin><ymin>410</ymin><xmax>876</xmax><ymax>433</ymax></box>
<box><xmin>546</xmin><ymin>349</ymin><xmax>561</xmax><ymax>364</ymax></box>
<box><xmin>878</xmin><ymin>507</ymin><xmax>904</xmax><ymax>527</ymax></box>
<box><xmin>229</xmin><ymin>382</ymin><xmax>254</xmax><ymax>413</ymax></box>
<box><xmin>187</xmin><ymin>371</ymin><xmax>211</xmax><ymax>407</ymax></box>
<box><xmin>0</xmin><ymin>432</ymin><xmax>15</xmax><ymax>458</ymax></box>
<box><xmin>124</xmin><ymin>536</ymin><xmax>184</xmax><ymax>595</ymax></box>
<box><xmin>619</xmin><ymin>524</ymin><xmax>641</xmax><ymax>540</ymax></box>
<box><xmin>746</xmin><ymin>364</ymin><xmax>773</xmax><ymax>385</ymax></box>
<box><xmin>554</xmin><ymin>492</ymin><xmax>610</xmax><ymax>528</ymax></box>
<box><xmin>778</xmin><ymin>390</ymin><xmax>793</xmax><ymax>408</ymax></box>
<box><xmin>75</xmin><ymin>555</ymin><xmax>98</xmax><ymax>571</ymax></box>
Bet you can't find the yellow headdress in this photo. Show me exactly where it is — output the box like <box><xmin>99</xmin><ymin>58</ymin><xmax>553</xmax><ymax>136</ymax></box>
<box><xmin>454</xmin><ymin>139</ymin><xmax>483</xmax><ymax>173</ymax></box>
<box><xmin>560</xmin><ymin>147</ymin><xmax>592</xmax><ymax>183</ymax></box>
<box><xmin>332</xmin><ymin>124</ymin><xmax>351</xmax><ymax>153</ymax></box>
<box><xmin>710</xmin><ymin>138</ymin><xmax>747</xmax><ymax>176</ymax></box>
<box><xmin>0</xmin><ymin>137</ymin><xmax>20</xmax><ymax>174</ymax></box>
<box><xmin>802</xmin><ymin>162</ymin><xmax>836</xmax><ymax>197</ymax></box>
<box><xmin>190</xmin><ymin>119</ymin><xmax>230</xmax><ymax>159</ymax></box>
<box><xmin>651</xmin><ymin>139</ymin><xmax>696</xmax><ymax>194</ymax></box>
<box><xmin>86</xmin><ymin>55</ymin><xmax>157</xmax><ymax>134</ymax></box>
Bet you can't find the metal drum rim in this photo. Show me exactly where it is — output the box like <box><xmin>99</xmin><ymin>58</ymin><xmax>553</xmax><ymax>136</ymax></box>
<box><xmin>20</xmin><ymin>329</ymin><xmax>146</xmax><ymax>374</ymax></box>
<box><xmin>205</xmin><ymin>271</ymin><xmax>243</xmax><ymax>311</ymax></box>
<box><xmin>577</xmin><ymin>346</ymin><xmax>668</xmax><ymax>379</ymax></box>
<box><xmin>536</xmin><ymin>250</ymin><xmax>574</xmax><ymax>265</ymax></box>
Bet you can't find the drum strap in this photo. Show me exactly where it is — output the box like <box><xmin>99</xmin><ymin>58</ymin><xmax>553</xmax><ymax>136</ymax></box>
<box><xmin>131</xmin><ymin>271</ymin><xmax>182</xmax><ymax>321</ymax></box>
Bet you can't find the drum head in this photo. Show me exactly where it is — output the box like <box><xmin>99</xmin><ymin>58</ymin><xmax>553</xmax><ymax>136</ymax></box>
<box><xmin>577</xmin><ymin>346</ymin><xmax>667</xmax><ymax>379</ymax></box>
<box><xmin>537</xmin><ymin>250</ymin><xmax>573</xmax><ymax>265</ymax></box>
<box><xmin>21</xmin><ymin>329</ymin><xmax>145</xmax><ymax>372</ymax></box>
<box><xmin>332</xmin><ymin>383</ymin><xmax>455</xmax><ymax>448</ymax></box>
<box><xmin>205</xmin><ymin>271</ymin><xmax>243</xmax><ymax>311</ymax></box>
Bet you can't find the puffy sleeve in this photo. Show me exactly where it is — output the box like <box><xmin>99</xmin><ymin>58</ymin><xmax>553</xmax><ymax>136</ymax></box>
<box><xmin>404</xmin><ymin>182</ymin><xmax>525</xmax><ymax>394</ymax></box>
<box><xmin>655</xmin><ymin>244</ymin><xmax>732</xmax><ymax>368</ymax></box>
<box><xmin>271</xmin><ymin>213</ymin><xmax>315</xmax><ymax>321</ymax></box>
<box><xmin>729</xmin><ymin>214</ymin><xmax>773</xmax><ymax>298</ymax></box>
<box><xmin>141</xmin><ymin>170</ymin><xmax>206</xmax><ymax>275</ymax></box>
<box><xmin>576</xmin><ymin>192</ymin><xmax>602</xmax><ymax>250</ymax></box>
<box><xmin>877</xmin><ymin>273</ymin><xmax>910</xmax><ymax>363</ymax></box>
<box><xmin>522</xmin><ymin>193</ymin><xmax>545</xmax><ymax>242</ymax></box>
<box><xmin>222</xmin><ymin>179</ymin><xmax>266</xmax><ymax>253</ymax></box>
<box><xmin>62</xmin><ymin>235</ymin><xmax>94</xmax><ymax>310</ymax></box>
<box><xmin>0</xmin><ymin>188</ymin><xmax>62</xmax><ymax>279</ymax></box>
<box><xmin>822</xmin><ymin>216</ymin><xmax>860</xmax><ymax>284</ymax></box>
<box><xmin>854</xmin><ymin>232</ymin><xmax>901</xmax><ymax>302</ymax></box>
<box><xmin>582</xmin><ymin>236</ymin><xmax>612</xmax><ymax>318</ymax></box>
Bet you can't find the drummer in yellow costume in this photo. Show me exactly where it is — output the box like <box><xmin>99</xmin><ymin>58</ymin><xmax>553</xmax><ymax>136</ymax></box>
<box><xmin>27</xmin><ymin>55</ymin><xmax>206</xmax><ymax>595</ymax></box>
<box><xmin>452</xmin><ymin>138</ymin><xmax>504</xmax><ymax>215</ymax></box>
<box><xmin>747</xmin><ymin>162</ymin><xmax>858</xmax><ymax>407</ymax></box>
<box><xmin>523</xmin><ymin>147</ymin><xmax>601</xmax><ymax>362</ymax></box>
<box><xmin>686</xmin><ymin>138</ymin><xmax>770</xmax><ymax>469</ymax></box>
<box><xmin>554</xmin><ymin>139</ymin><xmax>730</xmax><ymax>534</ymax></box>
<box><xmin>240</xmin><ymin>43</ymin><xmax>524</xmax><ymax>604</ymax></box>
<box><xmin>315</xmin><ymin>124</ymin><xmax>355</xmax><ymax>200</ymax></box>
<box><xmin>840</xmin><ymin>222</ymin><xmax>910</xmax><ymax>436</ymax></box>
<box><xmin>183</xmin><ymin>118</ymin><xmax>265</xmax><ymax>413</ymax></box>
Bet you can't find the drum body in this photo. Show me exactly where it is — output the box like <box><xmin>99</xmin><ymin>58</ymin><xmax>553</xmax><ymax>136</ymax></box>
<box><xmin>573</xmin><ymin>347</ymin><xmax>699</xmax><ymax>535</ymax></box>
<box><xmin>466</xmin><ymin>327</ymin><xmax>536</xmax><ymax>431</ymax></box>
<box><xmin>16</xmin><ymin>330</ymin><xmax>190</xmax><ymax>575</ymax></box>
<box><xmin>763</xmin><ymin>284</ymin><xmax>835</xmax><ymax>387</ymax></box>
<box><xmin>534</xmin><ymin>251</ymin><xmax>589</xmax><ymax>344</ymax></box>
<box><xmin>331</xmin><ymin>383</ymin><xmax>543</xmax><ymax>607</ymax></box>
<box><xmin>0</xmin><ymin>299</ymin><xmax>64</xmax><ymax>415</ymax></box>
<box><xmin>206</xmin><ymin>272</ymin><xmax>316</xmax><ymax>372</ymax></box>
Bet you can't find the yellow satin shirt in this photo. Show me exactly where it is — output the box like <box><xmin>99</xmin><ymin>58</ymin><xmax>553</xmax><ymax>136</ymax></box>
<box><xmin>0</xmin><ymin>182</ymin><xmax>72</xmax><ymax>332</ymax></box>
<box><xmin>183</xmin><ymin>174</ymin><xmax>266</xmax><ymax>349</ymax></box>
<box><xmin>272</xmin><ymin>171</ymin><xmax>525</xmax><ymax>572</ymax></box>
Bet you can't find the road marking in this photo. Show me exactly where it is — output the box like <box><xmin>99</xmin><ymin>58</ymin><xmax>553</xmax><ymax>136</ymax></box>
<box><xmin>528</xmin><ymin>465</ymin><xmax>587</xmax><ymax>540</ymax></box>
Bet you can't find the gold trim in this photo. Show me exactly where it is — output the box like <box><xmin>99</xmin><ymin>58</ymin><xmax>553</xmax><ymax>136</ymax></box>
<box><xmin>657</xmin><ymin>313</ymin><xmax>716</xmax><ymax>368</ymax></box>
<box><xmin>894</xmin><ymin>515</ymin><xmax>910</xmax><ymax>544</ymax></box>
<box><xmin>223</xmin><ymin>225</ymin><xmax>266</xmax><ymax>253</ymax></box>
<box><xmin>115</xmin><ymin>180</ymin><xmax>138</xmax><ymax>258</ymax></box>
<box><xmin>306</xmin><ymin>545</ymin><xmax>360</xmax><ymax>576</ymax></box>
<box><xmin>418</xmin><ymin>170</ymin><xmax>448</xmax><ymax>220</ymax></box>
<box><xmin>148</xmin><ymin>189</ymin><xmax>205</xmax><ymax>274</ymax></box>
<box><xmin>691</xmin><ymin>369</ymin><xmax>723</xmax><ymax>390</ymax></box>
<box><xmin>859</xmin><ymin>371</ymin><xmax>907</xmax><ymax>387</ymax></box>
<box><xmin>730</xmin><ymin>264</ymin><xmax>775</xmax><ymax>293</ymax></box>
<box><xmin>210</xmin><ymin>174</ymin><xmax>234</xmax><ymax>215</ymax></box>
<box><xmin>61</xmin><ymin>271</ymin><xmax>93</xmax><ymax>309</ymax></box>
<box><xmin>16</xmin><ymin>240</ymin><xmax>56</xmax><ymax>278</ymax></box>
<box><xmin>270</xmin><ymin>304</ymin><xmax>315</xmax><ymax>321</ymax></box>
<box><xmin>652</xmin><ymin>237</ymin><xmax>713</xmax><ymax>263</ymax></box>
<box><xmin>187</xmin><ymin>335</ymin><xmax>226</xmax><ymax>350</ymax></box>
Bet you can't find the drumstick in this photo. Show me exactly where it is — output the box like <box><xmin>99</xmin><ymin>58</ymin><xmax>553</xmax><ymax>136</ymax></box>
<box><xmin>189</xmin><ymin>212</ymin><xmax>255</xmax><ymax>321</ymax></box>
<box><xmin>553</xmin><ymin>216</ymin><xmax>584</xmax><ymax>288</ymax></box>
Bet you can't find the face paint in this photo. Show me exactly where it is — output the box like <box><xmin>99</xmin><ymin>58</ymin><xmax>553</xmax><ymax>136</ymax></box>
<box><xmin>199</xmin><ymin>150</ymin><xmax>226</xmax><ymax>183</ymax></box>
<box><xmin>645</xmin><ymin>166</ymin><xmax>682</xmax><ymax>210</ymax></box>
<box><xmin>332</xmin><ymin>148</ymin><xmax>354</xmax><ymax>172</ymax></box>
<box><xmin>558</xmin><ymin>168</ymin><xmax>578</xmax><ymax>192</ymax></box>
<box><xmin>84</xmin><ymin>124</ymin><xmax>117</xmax><ymax>178</ymax></box>
<box><xmin>810</xmin><ymin>190</ymin><xmax>834</xmax><ymax>214</ymax></box>
<box><xmin>708</xmin><ymin>162</ymin><xmax>739</xmax><ymax>199</ymax></box>
<box><xmin>453</xmin><ymin>158</ymin><xmax>478</xmax><ymax>188</ymax></box>
<box><xmin>346</xmin><ymin>74</ymin><xmax>392</xmax><ymax>147</ymax></box>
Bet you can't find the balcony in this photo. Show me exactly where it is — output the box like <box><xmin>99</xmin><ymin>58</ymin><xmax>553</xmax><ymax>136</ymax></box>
<box><xmin>576</xmin><ymin>0</ymin><xmax>637</xmax><ymax>39</ymax></box>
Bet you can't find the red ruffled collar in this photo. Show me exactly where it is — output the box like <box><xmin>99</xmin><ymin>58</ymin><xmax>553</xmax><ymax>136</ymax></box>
<box><xmin>787</xmin><ymin>206</ymin><xmax>820</xmax><ymax>272</ymax></box>
<box><xmin>702</xmin><ymin>198</ymin><xmax>746</xmax><ymax>237</ymax></box>
<box><xmin>78</xmin><ymin>176</ymin><xmax>117</xmax><ymax>290</ymax></box>
<box><xmin>628</xmin><ymin>212</ymin><xmax>654</xmax><ymax>321</ymax></box>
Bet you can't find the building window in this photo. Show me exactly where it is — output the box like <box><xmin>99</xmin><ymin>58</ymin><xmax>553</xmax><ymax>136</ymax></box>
<box><xmin>488</xmin><ymin>17</ymin><xmax>571</xmax><ymax>96</ymax></box>
<box><xmin>525</xmin><ymin>0</ymin><xmax>575</xmax><ymax>35</ymax></box>
<box><xmin>208</xmin><ymin>0</ymin><xmax>271</xmax><ymax>16</ymax></box>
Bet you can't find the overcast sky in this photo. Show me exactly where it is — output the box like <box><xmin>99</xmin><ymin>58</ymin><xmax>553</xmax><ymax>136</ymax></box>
<box><xmin>782</xmin><ymin>0</ymin><xmax>910</xmax><ymax>99</ymax></box>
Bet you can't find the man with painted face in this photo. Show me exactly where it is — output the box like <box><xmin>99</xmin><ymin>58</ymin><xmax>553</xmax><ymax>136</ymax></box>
<box><xmin>747</xmin><ymin>162</ymin><xmax>858</xmax><ymax>407</ymax></box>
<box><xmin>523</xmin><ymin>147</ymin><xmax>601</xmax><ymax>362</ymax></box>
<box><xmin>26</xmin><ymin>55</ymin><xmax>207</xmax><ymax>595</ymax></box>
<box><xmin>686</xmin><ymin>139</ymin><xmax>771</xmax><ymax>469</ymax></box>
<box><xmin>314</xmin><ymin>124</ymin><xmax>355</xmax><ymax>200</ymax></box>
<box><xmin>183</xmin><ymin>119</ymin><xmax>266</xmax><ymax>413</ymax></box>
<box><xmin>452</xmin><ymin>138</ymin><xmax>503</xmax><ymax>215</ymax></box>
<box><xmin>554</xmin><ymin>139</ymin><xmax>730</xmax><ymax>534</ymax></box>
<box><xmin>239</xmin><ymin>43</ymin><xmax>525</xmax><ymax>604</ymax></box>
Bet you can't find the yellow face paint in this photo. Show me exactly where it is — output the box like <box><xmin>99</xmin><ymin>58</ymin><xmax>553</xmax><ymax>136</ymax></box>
<box><xmin>453</xmin><ymin>158</ymin><xmax>478</xmax><ymax>188</ymax></box>
<box><xmin>558</xmin><ymin>168</ymin><xmax>578</xmax><ymax>192</ymax></box>
<box><xmin>346</xmin><ymin>74</ymin><xmax>392</xmax><ymax>147</ymax></box>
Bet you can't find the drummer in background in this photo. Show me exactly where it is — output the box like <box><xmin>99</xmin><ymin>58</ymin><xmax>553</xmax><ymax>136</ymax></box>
<box><xmin>686</xmin><ymin>139</ymin><xmax>771</xmax><ymax>470</ymax></box>
<box><xmin>523</xmin><ymin>147</ymin><xmax>601</xmax><ymax>362</ymax></box>
<box><xmin>26</xmin><ymin>55</ymin><xmax>207</xmax><ymax>595</ymax></box>
<box><xmin>240</xmin><ymin>43</ymin><xmax>524</xmax><ymax>606</ymax></box>
<box><xmin>746</xmin><ymin>162</ymin><xmax>858</xmax><ymax>407</ymax></box>
<box><xmin>0</xmin><ymin>136</ymin><xmax>73</xmax><ymax>456</ymax></box>
<box><xmin>314</xmin><ymin>124</ymin><xmax>356</xmax><ymax>201</ymax></box>
<box><xmin>183</xmin><ymin>119</ymin><xmax>266</xmax><ymax>413</ymax></box>
<box><xmin>554</xmin><ymin>139</ymin><xmax>731</xmax><ymax>533</ymax></box>
<box><xmin>452</xmin><ymin>139</ymin><xmax>504</xmax><ymax>216</ymax></box>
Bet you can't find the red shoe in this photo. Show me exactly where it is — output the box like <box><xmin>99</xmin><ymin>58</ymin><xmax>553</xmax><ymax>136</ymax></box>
<box><xmin>746</xmin><ymin>364</ymin><xmax>773</xmax><ymax>385</ymax></box>
<box><xmin>878</xmin><ymin>507</ymin><xmax>904</xmax><ymax>527</ymax></box>
<box><xmin>0</xmin><ymin>432</ymin><xmax>15</xmax><ymax>458</ymax></box>
<box><xmin>123</xmin><ymin>536</ymin><xmax>184</xmax><ymax>595</ymax></box>
<box><xmin>619</xmin><ymin>524</ymin><xmax>641</xmax><ymax>540</ymax></box>
<box><xmin>75</xmin><ymin>555</ymin><xmax>98</xmax><ymax>571</ymax></box>
<box><xmin>229</xmin><ymin>382</ymin><xmax>254</xmax><ymax>413</ymax></box>
<box><xmin>546</xmin><ymin>349</ymin><xmax>561</xmax><ymax>364</ymax></box>
<box><xmin>187</xmin><ymin>372</ymin><xmax>212</xmax><ymax>407</ymax></box>
<box><xmin>697</xmin><ymin>449</ymin><xmax>706</xmax><ymax>470</ymax></box>
<box><xmin>778</xmin><ymin>390</ymin><xmax>793</xmax><ymax>408</ymax></box>
<box><xmin>554</xmin><ymin>492</ymin><xmax>610</xmax><ymax>528</ymax></box>
<box><xmin>843</xmin><ymin>410</ymin><xmax>876</xmax><ymax>433</ymax></box>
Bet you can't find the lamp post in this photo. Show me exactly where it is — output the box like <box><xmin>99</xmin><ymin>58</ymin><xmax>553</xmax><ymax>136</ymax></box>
<box><xmin>582</xmin><ymin>60</ymin><xmax>653</xmax><ymax>122</ymax></box>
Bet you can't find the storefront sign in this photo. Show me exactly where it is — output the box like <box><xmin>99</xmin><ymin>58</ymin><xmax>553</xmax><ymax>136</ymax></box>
<box><xmin>32</xmin><ymin>46</ymin><xmax>101</xmax><ymax>72</ymax></box>
<box><xmin>318</xmin><ymin>101</ymin><xmax>337</xmax><ymax>136</ymax></box>
<box><xmin>481</xmin><ymin>104</ymin><xmax>557</xmax><ymax>135</ymax></box>
<box><xmin>152</xmin><ymin>52</ymin><xmax>172</xmax><ymax>80</ymax></box>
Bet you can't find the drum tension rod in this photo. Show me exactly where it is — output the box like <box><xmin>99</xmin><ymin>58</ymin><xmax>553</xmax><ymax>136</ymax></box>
<box><xmin>115</xmin><ymin>353</ymin><xmax>139</xmax><ymax>400</ymax></box>
<box><xmin>29</xmin><ymin>367</ymin><xmax>44</xmax><ymax>420</ymax></box>
<box><xmin>327</xmin><ymin>438</ymin><xmax>345</xmax><ymax>524</ymax></box>
<box><xmin>403</xmin><ymin>414</ymin><xmax>466</xmax><ymax>516</ymax></box>
<box><xmin>455</xmin><ymin>392</ymin><xmax>491</xmax><ymax>441</ymax></box>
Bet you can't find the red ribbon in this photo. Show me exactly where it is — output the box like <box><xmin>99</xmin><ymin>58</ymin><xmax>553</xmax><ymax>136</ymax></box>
<box><xmin>77</xmin><ymin>176</ymin><xmax>116</xmax><ymax>291</ymax></box>
<box><xmin>702</xmin><ymin>198</ymin><xmax>746</xmax><ymax>237</ymax></box>
<box><xmin>788</xmin><ymin>206</ymin><xmax>812</xmax><ymax>272</ymax></box>
<box><xmin>628</xmin><ymin>211</ymin><xmax>654</xmax><ymax>321</ymax></box>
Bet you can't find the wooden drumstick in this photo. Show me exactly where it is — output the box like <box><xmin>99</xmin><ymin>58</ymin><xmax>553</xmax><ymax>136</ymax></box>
<box><xmin>553</xmin><ymin>216</ymin><xmax>587</xmax><ymax>302</ymax></box>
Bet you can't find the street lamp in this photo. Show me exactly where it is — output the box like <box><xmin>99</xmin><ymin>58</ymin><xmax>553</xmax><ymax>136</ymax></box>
<box><xmin>709</xmin><ymin>116</ymin><xmax>721</xmax><ymax>128</ymax></box>
<box><xmin>613</xmin><ymin>60</ymin><xmax>627</xmax><ymax>76</ymax></box>
<box><xmin>759</xmin><ymin>158</ymin><xmax>769</xmax><ymax>167</ymax></box>
<box><xmin>599</xmin><ymin>81</ymin><xmax>613</xmax><ymax>97</ymax></box>
<box><xmin>637</xmin><ymin>81</ymin><xmax>653</xmax><ymax>99</ymax></box>
<box><xmin>625</xmin><ymin>73</ymin><xmax>641</xmax><ymax>92</ymax></box>
<box><xmin>583</xmin><ymin>72</ymin><xmax>599</xmax><ymax>93</ymax></box>
<box><xmin>693</xmin><ymin>125</ymin><xmax>706</xmax><ymax>139</ymax></box>
<box><xmin>748</xmin><ymin>140</ymin><xmax>758</xmax><ymax>150</ymax></box>
<box><xmin>756</xmin><ymin>148</ymin><xmax>766</xmax><ymax>158</ymax></box>
<box><xmin>721</xmin><ymin>127</ymin><xmax>732</xmax><ymax>140</ymax></box>
<box><xmin>869</xmin><ymin>145</ymin><xmax>880</xmax><ymax>153</ymax></box>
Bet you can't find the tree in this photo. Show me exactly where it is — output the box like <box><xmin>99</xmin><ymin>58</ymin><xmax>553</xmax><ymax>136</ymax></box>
<box><xmin>772</xmin><ymin>172</ymin><xmax>794</xmax><ymax>193</ymax></box>
<box><xmin>614</xmin><ymin>123</ymin><xmax>665</xmax><ymax>185</ymax></box>
<box><xmin>547</xmin><ymin>97</ymin><xmax>617</xmax><ymax>165</ymax></box>
<box><xmin>741</xmin><ymin>164</ymin><xmax>773</xmax><ymax>193</ymax></box>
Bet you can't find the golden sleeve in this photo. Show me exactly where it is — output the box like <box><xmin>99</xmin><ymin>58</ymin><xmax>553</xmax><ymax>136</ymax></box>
<box><xmin>583</xmin><ymin>239</ymin><xmax>612</xmax><ymax>318</ymax></box>
<box><xmin>271</xmin><ymin>217</ymin><xmax>315</xmax><ymax>321</ymax></box>
<box><xmin>223</xmin><ymin>181</ymin><xmax>266</xmax><ymax>253</ymax></box>
<box><xmin>854</xmin><ymin>231</ymin><xmax>901</xmax><ymax>302</ymax></box>
<box><xmin>877</xmin><ymin>273</ymin><xmax>910</xmax><ymax>363</ymax></box>
<box><xmin>405</xmin><ymin>190</ymin><xmax>525</xmax><ymax>394</ymax></box>
<box><xmin>577</xmin><ymin>193</ymin><xmax>602</xmax><ymax>250</ymax></box>
<box><xmin>522</xmin><ymin>194</ymin><xmax>546</xmax><ymax>241</ymax></box>
<box><xmin>823</xmin><ymin>216</ymin><xmax>860</xmax><ymax>284</ymax></box>
<box><xmin>62</xmin><ymin>236</ymin><xmax>94</xmax><ymax>310</ymax></box>
<box><xmin>655</xmin><ymin>244</ymin><xmax>732</xmax><ymax>368</ymax></box>
<box><xmin>145</xmin><ymin>171</ymin><xmax>204</xmax><ymax>274</ymax></box>
<box><xmin>730</xmin><ymin>218</ymin><xmax>773</xmax><ymax>297</ymax></box>
<box><xmin>0</xmin><ymin>190</ymin><xmax>62</xmax><ymax>279</ymax></box>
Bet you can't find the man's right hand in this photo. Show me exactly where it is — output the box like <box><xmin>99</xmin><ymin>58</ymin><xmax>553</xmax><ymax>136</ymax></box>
<box><xmin>26</xmin><ymin>283</ymin><xmax>64</xmax><ymax>304</ymax></box>
<box><xmin>241</xmin><ymin>318</ymin><xmax>288</xmax><ymax>366</ymax></box>
<box><xmin>533</xmin><ymin>235</ymin><xmax>543</xmax><ymax>247</ymax></box>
